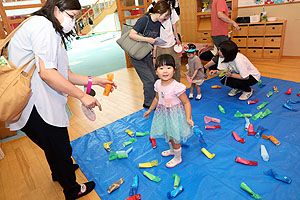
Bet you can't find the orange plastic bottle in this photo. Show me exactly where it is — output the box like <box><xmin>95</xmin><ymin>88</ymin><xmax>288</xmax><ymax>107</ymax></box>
<box><xmin>103</xmin><ymin>73</ymin><xmax>114</xmax><ymax>96</ymax></box>
<box><xmin>211</xmin><ymin>85</ymin><xmax>222</xmax><ymax>89</ymax></box>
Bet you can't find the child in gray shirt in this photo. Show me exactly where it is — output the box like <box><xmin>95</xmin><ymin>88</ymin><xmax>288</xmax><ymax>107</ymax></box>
<box><xmin>184</xmin><ymin>43</ymin><xmax>205</xmax><ymax>100</ymax></box>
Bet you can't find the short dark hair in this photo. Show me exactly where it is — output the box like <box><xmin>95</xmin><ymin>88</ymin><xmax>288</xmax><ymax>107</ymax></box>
<box><xmin>155</xmin><ymin>54</ymin><xmax>176</xmax><ymax>70</ymax></box>
<box><xmin>219</xmin><ymin>40</ymin><xmax>238</xmax><ymax>63</ymax></box>
<box><xmin>32</xmin><ymin>0</ymin><xmax>81</xmax><ymax>40</ymax></box>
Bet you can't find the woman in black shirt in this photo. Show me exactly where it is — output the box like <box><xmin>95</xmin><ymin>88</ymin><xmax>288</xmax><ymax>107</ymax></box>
<box><xmin>129</xmin><ymin>1</ymin><xmax>171</xmax><ymax>108</ymax></box>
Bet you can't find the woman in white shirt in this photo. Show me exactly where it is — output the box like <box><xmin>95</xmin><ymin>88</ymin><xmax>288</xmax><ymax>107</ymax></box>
<box><xmin>7</xmin><ymin>0</ymin><xmax>116</xmax><ymax>199</ymax></box>
<box><xmin>209</xmin><ymin>40</ymin><xmax>260</xmax><ymax>101</ymax></box>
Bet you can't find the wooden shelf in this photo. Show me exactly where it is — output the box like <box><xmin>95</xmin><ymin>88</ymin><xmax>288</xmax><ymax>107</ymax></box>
<box><xmin>197</xmin><ymin>17</ymin><xmax>211</xmax><ymax>31</ymax></box>
<box><xmin>181</xmin><ymin>0</ymin><xmax>237</xmax><ymax>43</ymax></box>
<box><xmin>0</xmin><ymin>122</ymin><xmax>16</xmax><ymax>139</ymax></box>
<box><xmin>197</xmin><ymin>10</ymin><xmax>231</xmax><ymax>16</ymax></box>
<box><xmin>120</xmin><ymin>5</ymin><xmax>145</xmax><ymax>10</ymax></box>
<box><xmin>197</xmin><ymin>11</ymin><xmax>211</xmax><ymax>16</ymax></box>
<box><xmin>237</xmin><ymin>20</ymin><xmax>286</xmax><ymax>25</ymax></box>
<box><xmin>239</xmin><ymin>1</ymin><xmax>300</xmax><ymax>8</ymax></box>
<box><xmin>232</xmin><ymin>20</ymin><xmax>287</xmax><ymax>59</ymax></box>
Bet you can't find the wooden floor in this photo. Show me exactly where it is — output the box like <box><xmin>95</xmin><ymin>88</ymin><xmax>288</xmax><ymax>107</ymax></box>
<box><xmin>0</xmin><ymin>57</ymin><xmax>299</xmax><ymax>200</ymax></box>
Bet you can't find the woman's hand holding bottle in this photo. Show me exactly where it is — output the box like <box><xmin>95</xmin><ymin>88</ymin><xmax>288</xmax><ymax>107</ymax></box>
<box><xmin>93</xmin><ymin>76</ymin><xmax>117</xmax><ymax>92</ymax></box>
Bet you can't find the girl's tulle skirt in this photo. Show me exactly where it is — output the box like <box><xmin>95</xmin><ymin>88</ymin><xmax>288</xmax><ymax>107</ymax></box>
<box><xmin>150</xmin><ymin>103</ymin><xmax>193</xmax><ymax>143</ymax></box>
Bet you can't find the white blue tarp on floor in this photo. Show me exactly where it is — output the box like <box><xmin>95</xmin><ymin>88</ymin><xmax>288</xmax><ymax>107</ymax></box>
<box><xmin>71</xmin><ymin>76</ymin><xmax>300</xmax><ymax>200</ymax></box>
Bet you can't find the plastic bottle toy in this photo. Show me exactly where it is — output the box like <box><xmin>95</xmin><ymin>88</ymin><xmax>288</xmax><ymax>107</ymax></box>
<box><xmin>103</xmin><ymin>73</ymin><xmax>114</xmax><ymax>96</ymax></box>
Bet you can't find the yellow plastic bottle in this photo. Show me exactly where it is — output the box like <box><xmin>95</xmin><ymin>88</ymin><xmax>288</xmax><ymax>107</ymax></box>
<box><xmin>201</xmin><ymin>148</ymin><xmax>215</xmax><ymax>159</ymax></box>
<box><xmin>103</xmin><ymin>73</ymin><xmax>114</xmax><ymax>96</ymax></box>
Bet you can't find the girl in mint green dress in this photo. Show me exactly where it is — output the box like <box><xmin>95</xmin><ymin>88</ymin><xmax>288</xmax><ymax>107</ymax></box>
<box><xmin>143</xmin><ymin>54</ymin><xmax>194</xmax><ymax>168</ymax></box>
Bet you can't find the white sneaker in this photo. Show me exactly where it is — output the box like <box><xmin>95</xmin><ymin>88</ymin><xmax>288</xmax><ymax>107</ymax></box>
<box><xmin>228</xmin><ymin>88</ymin><xmax>242</xmax><ymax>96</ymax></box>
<box><xmin>189</xmin><ymin>93</ymin><xmax>193</xmax><ymax>99</ymax></box>
<box><xmin>239</xmin><ymin>90</ymin><xmax>253</xmax><ymax>100</ymax></box>
<box><xmin>196</xmin><ymin>94</ymin><xmax>202</xmax><ymax>100</ymax></box>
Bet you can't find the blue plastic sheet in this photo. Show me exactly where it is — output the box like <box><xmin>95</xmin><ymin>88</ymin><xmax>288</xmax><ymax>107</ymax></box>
<box><xmin>71</xmin><ymin>76</ymin><xmax>300</xmax><ymax>200</ymax></box>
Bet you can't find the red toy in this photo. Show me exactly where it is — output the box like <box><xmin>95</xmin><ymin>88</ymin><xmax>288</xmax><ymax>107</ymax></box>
<box><xmin>235</xmin><ymin>156</ymin><xmax>258</xmax><ymax>166</ymax></box>
<box><xmin>247</xmin><ymin>98</ymin><xmax>259</xmax><ymax>105</ymax></box>
<box><xmin>232</xmin><ymin>131</ymin><xmax>245</xmax><ymax>143</ymax></box>
<box><xmin>205</xmin><ymin>125</ymin><xmax>221</xmax><ymax>129</ymax></box>
<box><xmin>247</xmin><ymin>124</ymin><xmax>256</xmax><ymax>136</ymax></box>
<box><xmin>285</xmin><ymin>88</ymin><xmax>292</xmax><ymax>95</ymax></box>
<box><xmin>265</xmin><ymin>0</ymin><xmax>274</xmax><ymax>4</ymax></box>
<box><xmin>149</xmin><ymin>137</ymin><xmax>157</xmax><ymax>149</ymax></box>
<box><xmin>125</xmin><ymin>194</ymin><xmax>141</xmax><ymax>200</ymax></box>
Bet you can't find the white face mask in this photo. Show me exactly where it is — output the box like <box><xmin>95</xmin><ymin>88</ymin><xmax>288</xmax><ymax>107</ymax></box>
<box><xmin>61</xmin><ymin>13</ymin><xmax>75</xmax><ymax>33</ymax></box>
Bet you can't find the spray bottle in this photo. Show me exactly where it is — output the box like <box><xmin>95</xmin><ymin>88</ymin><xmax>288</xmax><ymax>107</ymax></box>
<box><xmin>261</xmin><ymin>6</ymin><xmax>267</xmax><ymax>21</ymax></box>
<box><xmin>103</xmin><ymin>73</ymin><xmax>114</xmax><ymax>96</ymax></box>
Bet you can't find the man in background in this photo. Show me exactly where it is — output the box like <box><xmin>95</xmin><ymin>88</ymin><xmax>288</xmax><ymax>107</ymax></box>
<box><xmin>204</xmin><ymin>0</ymin><xmax>240</xmax><ymax>70</ymax></box>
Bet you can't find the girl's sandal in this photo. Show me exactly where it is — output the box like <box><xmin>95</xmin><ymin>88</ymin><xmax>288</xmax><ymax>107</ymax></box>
<box><xmin>161</xmin><ymin>149</ymin><xmax>174</xmax><ymax>157</ymax></box>
<box><xmin>166</xmin><ymin>157</ymin><xmax>182</xmax><ymax>168</ymax></box>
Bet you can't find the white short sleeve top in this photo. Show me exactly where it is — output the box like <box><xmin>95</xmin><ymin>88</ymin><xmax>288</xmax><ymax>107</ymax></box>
<box><xmin>159</xmin><ymin>9</ymin><xmax>180</xmax><ymax>48</ymax></box>
<box><xmin>7</xmin><ymin>16</ymin><xmax>70</xmax><ymax>130</ymax></box>
<box><xmin>217</xmin><ymin>53</ymin><xmax>261</xmax><ymax>81</ymax></box>
<box><xmin>147</xmin><ymin>2</ymin><xmax>180</xmax><ymax>48</ymax></box>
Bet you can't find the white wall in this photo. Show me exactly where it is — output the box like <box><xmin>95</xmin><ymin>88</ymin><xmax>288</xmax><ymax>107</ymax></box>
<box><xmin>93</xmin><ymin>12</ymin><xmax>120</xmax><ymax>32</ymax></box>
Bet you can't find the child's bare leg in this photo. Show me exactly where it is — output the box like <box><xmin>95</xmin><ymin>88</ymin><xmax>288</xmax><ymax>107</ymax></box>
<box><xmin>161</xmin><ymin>139</ymin><xmax>174</xmax><ymax>157</ymax></box>
<box><xmin>190</xmin><ymin>83</ymin><xmax>194</xmax><ymax>93</ymax></box>
<box><xmin>196</xmin><ymin>85</ymin><xmax>202</xmax><ymax>100</ymax></box>
<box><xmin>170</xmin><ymin>139</ymin><xmax>181</xmax><ymax>149</ymax></box>
<box><xmin>189</xmin><ymin>83</ymin><xmax>195</xmax><ymax>98</ymax></box>
<box><xmin>196</xmin><ymin>85</ymin><xmax>201</xmax><ymax>95</ymax></box>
